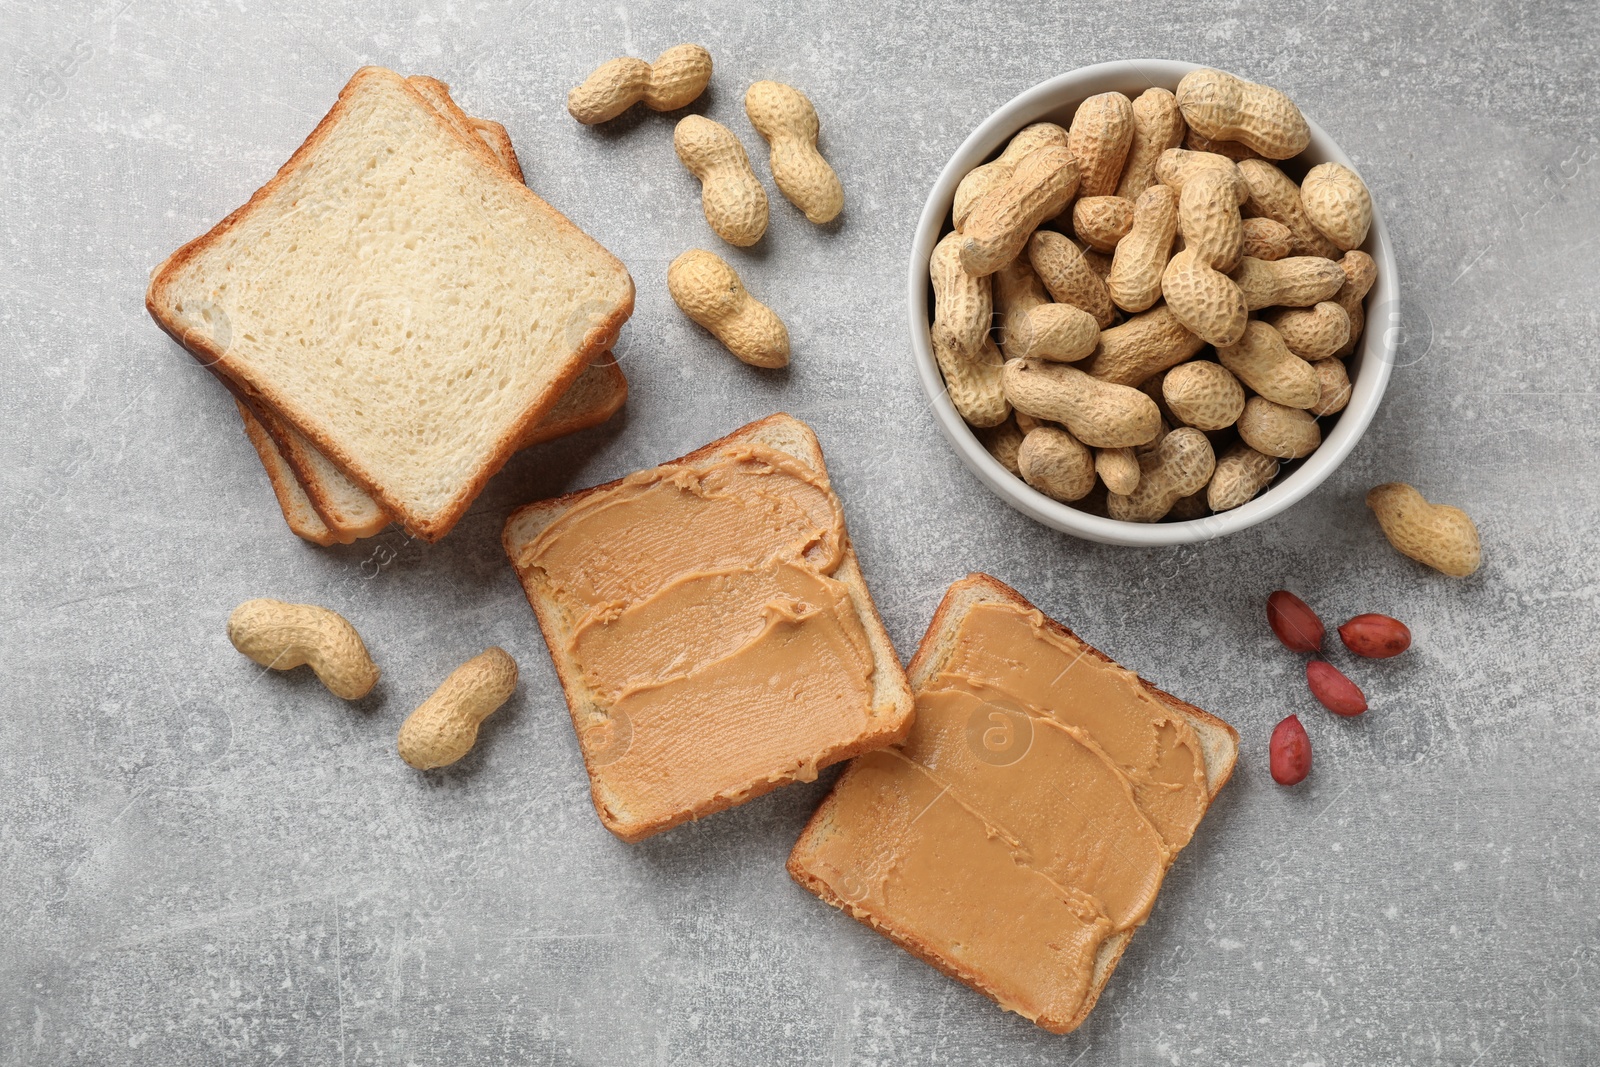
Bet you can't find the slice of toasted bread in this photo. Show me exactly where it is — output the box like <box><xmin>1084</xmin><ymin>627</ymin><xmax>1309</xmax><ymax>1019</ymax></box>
<box><xmin>230</xmin><ymin>83</ymin><xmax>618</xmax><ymax>544</ymax></box>
<box><xmin>148</xmin><ymin>66</ymin><xmax>635</xmax><ymax>541</ymax></box>
<box><xmin>788</xmin><ymin>573</ymin><xmax>1239</xmax><ymax>1034</ymax></box>
<box><xmin>503</xmin><ymin>413</ymin><xmax>915</xmax><ymax>843</ymax></box>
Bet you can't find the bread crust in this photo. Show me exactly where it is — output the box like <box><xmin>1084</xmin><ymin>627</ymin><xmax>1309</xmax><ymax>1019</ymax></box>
<box><xmin>788</xmin><ymin>572</ymin><xmax>1239</xmax><ymax>1034</ymax></box>
<box><xmin>502</xmin><ymin>413</ymin><xmax>915</xmax><ymax>843</ymax></box>
<box><xmin>146</xmin><ymin>67</ymin><xmax>635</xmax><ymax>541</ymax></box>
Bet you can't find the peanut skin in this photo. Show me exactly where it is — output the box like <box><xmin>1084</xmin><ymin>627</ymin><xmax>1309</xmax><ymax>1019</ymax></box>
<box><xmin>1241</xmin><ymin>217</ymin><xmax>1294</xmax><ymax>261</ymax></box>
<box><xmin>568</xmin><ymin>45</ymin><xmax>713</xmax><ymax>124</ymax></box>
<box><xmin>745</xmin><ymin>80</ymin><xmax>844</xmax><ymax>224</ymax></box>
<box><xmin>668</xmin><ymin>249</ymin><xmax>789</xmax><ymax>368</ymax></box>
<box><xmin>674</xmin><ymin>115</ymin><xmax>769</xmax><ymax>247</ymax></box>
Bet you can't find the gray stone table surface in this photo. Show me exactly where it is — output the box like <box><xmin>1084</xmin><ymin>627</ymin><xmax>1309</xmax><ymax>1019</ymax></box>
<box><xmin>3</xmin><ymin>1</ymin><xmax>1598</xmax><ymax>1064</ymax></box>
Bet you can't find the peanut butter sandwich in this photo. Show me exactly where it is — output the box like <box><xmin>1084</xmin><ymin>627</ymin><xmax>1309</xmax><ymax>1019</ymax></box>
<box><xmin>503</xmin><ymin>414</ymin><xmax>914</xmax><ymax>843</ymax></box>
<box><xmin>788</xmin><ymin>573</ymin><xmax>1239</xmax><ymax>1033</ymax></box>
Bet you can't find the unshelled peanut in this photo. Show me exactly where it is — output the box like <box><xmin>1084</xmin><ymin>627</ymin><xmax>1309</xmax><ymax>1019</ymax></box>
<box><xmin>953</xmin><ymin>122</ymin><xmax>1068</xmax><ymax>231</ymax></box>
<box><xmin>1238</xmin><ymin>159</ymin><xmax>1340</xmax><ymax>258</ymax></box>
<box><xmin>667</xmin><ymin>249</ymin><xmax>789</xmax><ymax>368</ymax></box>
<box><xmin>1309</xmin><ymin>358</ymin><xmax>1352</xmax><ymax>415</ymax></box>
<box><xmin>1155</xmin><ymin>148</ymin><xmax>1248</xmax><ymax>198</ymax></box>
<box><xmin>1182</xmin><ymin>169</ymin><xmax>1247</xmax><ymax>268</ymax></box>
<box><xmin>1107</xmin><ymin>426</ymin><xmax>1216</xmax><ymax>522</ymax></box>
<box><xmin>930</xmin><ymin>231</ymin><xmax>992</xmax><ymax>359</ymax></box>
<box><xmin>1079</xmin><ymin>305</ymin><xmax>1205</xmax><ymax>386</ymax></box>
<box><xmin>978</xmin><ymin>416</ymin><xmax>1026</xmax><ymax>475</ymax></box>
<box><xmin>991</xmin><ymin>257</ymin><xmax>1046</xmax><ymax>360</ymax></box>
<box><xmin>226</xmin><ymin>599</ymin><xmax>379</xmax><ymax>700</ymax></box>
<box><xmin>397</xmin><ymin>648</ymin><xmax>519</xmax><ymax>770</ymax></box>
<box><xmin>1069</xmin><ymin>92</ymin><xmax>1136</xmax><ymax>197</ymax></box>
<box><xmin>1332</xmin><ymin>251</ymin><xmax>1377</xmax><ymax>357</ymax></box>
<box><xmin>1162</xmin><ymin>358</ymin><xmax>1245</xmax><ymax>431</ymax></box>
<box><xmin>1009</xmin><ymin>303</ymin><xmax>1100</xmax><ymax>362</ymax></box>
<box><xmin>1207</xmin><ymin>442</ymin><xmax>1280</xmax><ymax>511</ymax></box>
<box><xmin>674</xmin><ymin>115</ymin><xmax>769</xmax><ymax>246</ymax></box>
<box><xmin>1162</xmin><ymin>247</ymin><xmax>1248</xmax><ymax>346</ymax></box>
<box><xmin>1218</xmin><ymin>321</ymin><xmax>1319</xmax><ymax>408</ymax></box>
<box><xmin>1108</xmin><ymin>183</ymin><xmax>1178</xmax><ymax>312</ymax></box>
<box><xmin>1231</xmin><ymin>255</ymin><xmax>1347</xmax><ymax>310</ymax></box>
<box><xmin>1028</xmin><ymin>230</ymin><xmax>1116</xmax><ymax>327</ymax></box>
<box><xmin>1175</xmin><ymin>68</ymin><xmax>1310</xmax><ymax>160</ymax></box>
<box><xmin>1095</xmin><ymin>446</ymin><xmax>1142</xmax><ymax>495</ymax></box>
<box><xmin>936</xmin><ymin>335</ymin><xmax>1011</xmax><ymax>428</ymax></box>
<box><xmin>1019</xmin><ymin>426</ymin><xmax>1097</xmax><ymax>501</ymax></box>
<box><xmin>1300</xmin><ymin>162</ymin><xmax>1372</xmax><ymax>250</ymax></box>
<box><xmin>1002</xmin><ymin>358</ymin><xmax>1162</xmax><ymax>448</ymax></box>
<box><xmin>745</xmin><ymin>80</ymin><xmax>844</xmax><ymax>224</ymax></box>
<box><xmin>1241</xmin><ymin>217</ymin><xmax>1293</xmax><ymax>260</ymax></box>
<box><xmin>961</xmin><ymin>146</ymin><xmax>1081</xmax><ymax>275</ymax></box>
<box><xmin>1116</xmin><ymin>88</ymin><xmax>1186</xmax><ymax>198</ymax></box>
<box><xmin>568</xmin><ymin>45</ymin><xmax>712</xmax><ymax>124</ymax></box>
<box><xmin>1237</xmin><ymin>396</ymin><xmax>1322</xmax><ymax>458</ymax></box>
<box><xmin>1183</xmin><ymin>128</ymin><xmax>1260</xmax><ymax>161</ymax></box>
<box><xmin>1366</xmin><ymin>483</ymin><xmax>1482</xmax><ymax>577</ymax></box>
<box><xmin>1073</xmin><ymin>195</ymin><xmax>1135</xmax><ymax>252</ymax></box>
<box><xmin>1264</xmin><ymin>302</ymin><xmax>1351</xmax><ymax>361</ymax></box>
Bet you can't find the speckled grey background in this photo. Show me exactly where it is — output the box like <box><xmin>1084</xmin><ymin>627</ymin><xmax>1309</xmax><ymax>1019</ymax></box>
<box><xmin>4</xmin><ymin>1</ymin><xmax>1598</xmax><ymax>1064</ymax></box>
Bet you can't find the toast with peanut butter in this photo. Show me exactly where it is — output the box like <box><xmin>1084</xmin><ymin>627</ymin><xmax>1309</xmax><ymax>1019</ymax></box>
<box><xmin>788</xmin><ymin>573</ymin><xmax>1239</xmax><ymax>1034</ymax></box>
<box><xmin>503</xmin><ymin>414</ymin><xmax>915</xmax><ymax>843</ymax></box>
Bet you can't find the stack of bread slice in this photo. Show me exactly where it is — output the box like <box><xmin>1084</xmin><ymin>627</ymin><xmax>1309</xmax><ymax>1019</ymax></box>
<box><xmin>147</xmin><ymin>68</ymin><xmax>636</xmax><ymax>543</ymax></box>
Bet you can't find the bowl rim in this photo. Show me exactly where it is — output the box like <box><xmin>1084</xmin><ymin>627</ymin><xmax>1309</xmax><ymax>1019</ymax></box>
<box><xmin>908</xmin><ymin>58</ymin><xmax>1399</xmax><ymax>547</ymax></box>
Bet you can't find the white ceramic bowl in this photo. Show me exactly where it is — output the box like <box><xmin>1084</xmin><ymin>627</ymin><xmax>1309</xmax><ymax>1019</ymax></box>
<box><xmin>909</xmin><ymin>59</ymin><xmax>1398</xmax><ymax>546</ymax></box>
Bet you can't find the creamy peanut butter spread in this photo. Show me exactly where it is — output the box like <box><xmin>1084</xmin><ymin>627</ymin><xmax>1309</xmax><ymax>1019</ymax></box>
<box><xmin>800</xmin><ymin>597</ymin><xmax>1214</xmax><ymax>1029</ymax></box>
<box><xmin>525</xmin><ymin>445</ymin><xmax>878</xmax><ymax>829</ymax></box>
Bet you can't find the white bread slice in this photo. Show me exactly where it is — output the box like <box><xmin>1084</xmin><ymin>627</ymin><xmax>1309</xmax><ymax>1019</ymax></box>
<box><xmin>228</xmin><ymin>85</ymin><xmax>621</xmax><ymax>544</ymax></box>
<box><xmin>502</xmin><ymin>413</ymin><xmax>916</xmax><ymax>843</ymax></box>
<box><xmin>234</xmin><ymin>397</ymin><xmax>337</xmax><ymax>546</ymax></box>
<box><xmin>788</xmin><ymin>573</ymin><xmax>1240</xmax><ymax>1034</ymax></box>
<box><xmin>147</xmin><ymin>66</ymin><xmax>635</xmax><ymax>541</ymax></box>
